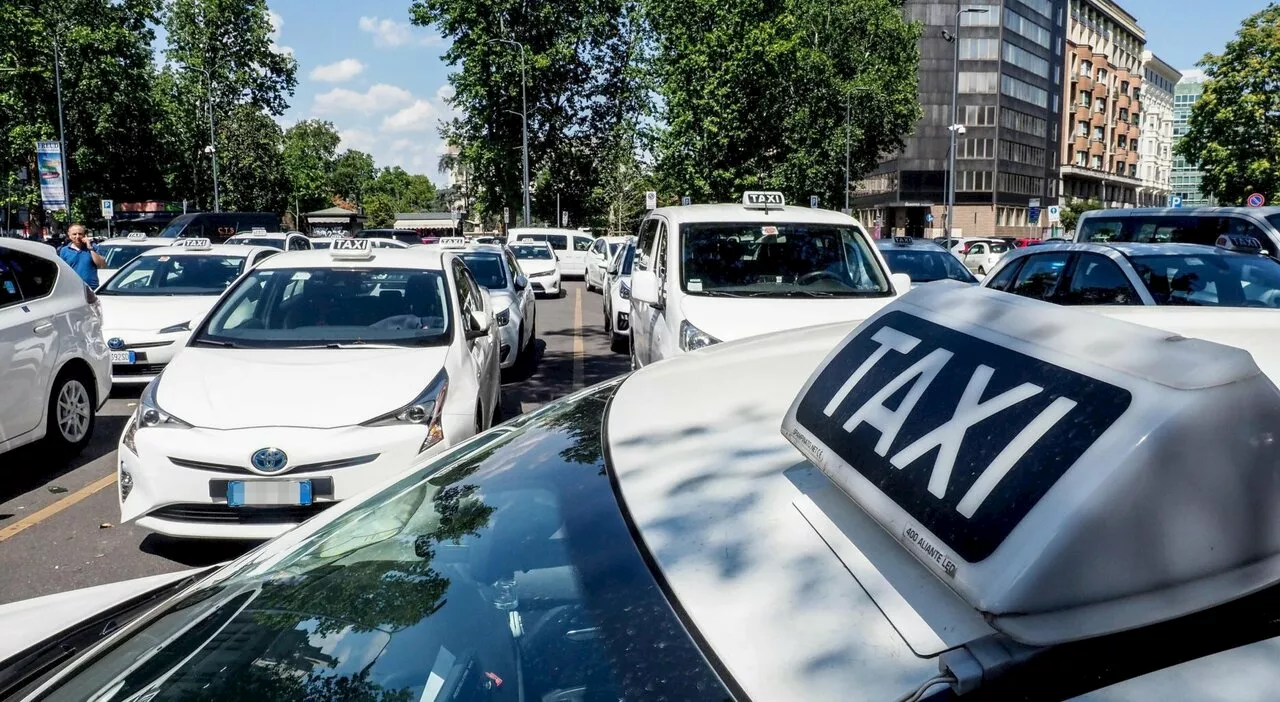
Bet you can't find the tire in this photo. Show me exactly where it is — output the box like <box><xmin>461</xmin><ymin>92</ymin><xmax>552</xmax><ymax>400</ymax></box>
<box><xmin>45</xmin><ymin>368</ymin><xmax>95</xmax><ymax>457</ymax></box>
<box><xmin>604</xmin><ymin>307</ymin><xmax>612</xmax><ymax>334</ymax></box>
<box><xmin>610</xmin><ymin>331</ymin><xmax>628</xmax><ymax>354</ymax></box>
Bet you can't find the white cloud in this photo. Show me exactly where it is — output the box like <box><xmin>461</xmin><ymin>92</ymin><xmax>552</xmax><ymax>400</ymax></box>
<box><xmin>274</xmin><ymin>45</ymin><xmax>295</xmax><ymax>56</ymax></box>
<box><xmin>310</xmin><ymin>58</ymin><xmax>365</xmax><ymax>83</ymax></box>
<box><xmin>338</xmin><ymin>128</ymin><xmax>378</xmax><ymax>153</ymax></box>
<box><xmin>313</xmin><ymin>84</ymin><xmax>414</xmax><ymax>115</ymax></box>
<box><xmin>435</xmin><ymin>84</ymin><xmax>456</xmax><ymax>102</ymax></box>
<box><xmin>382</xmin><ymin>100</ymin><xmax>439</xmax><ymax>132</ymax></box>
<box><xmin>267</xmin><ymin>10</ymin><xmax>283</xmax><ymax>41</ymax></box>
<box><xmin>1180</xmin><ymin>68</ymin><xmax>1207</xmax><ymax>83</ymax></box>
<box><xmin>358</xmin><ymin>16</ymin><xmax>441</xmax><ymax>48</ymax></box>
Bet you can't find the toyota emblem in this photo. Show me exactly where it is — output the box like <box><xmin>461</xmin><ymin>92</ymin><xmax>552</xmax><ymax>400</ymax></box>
<box><xmin>250</xmin><ymin>447</ymin><xmax>289</xmax><ymax>473</ymax></box>
<box><xmin>107</xmin><ymin>337</ymin><xmax>125</xmax><ymax>350</ymax></box>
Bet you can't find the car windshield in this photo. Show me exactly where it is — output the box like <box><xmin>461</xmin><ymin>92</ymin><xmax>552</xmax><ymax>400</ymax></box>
<box><xmin>99</xmin><ymin>254</ymin><xmax>247</xmax><ymax>296</ymax></box>
<box><xmin>881</xmin><ymin>248</ymin><xmax>977</xmax><ymax>283</ymax></box>
<box><xmin>680</xmin><ymin>222</ymin><xmax>890</xmax><ymax>296</ymax></box>
<box><xmin>511</xmin><ymin>244</ymin><xmax>553</xmax><ymax>260</ymax></box>
<box><xmin>227</xmin><ymin>237</ymin><xmax>285</xmax><ymax>250</ymax></box>
<box><xmin>310</xmin><ymin>239</ymin><xmax>332</xmax><ymax>249</ymax></box>
<box><xmin>1129</xmin><ymin>253</ymin><xmax>1280</xmax><ymax>307</ymax></box>
<box><xmin>194</xmin><ymin>267</ymin><xmax>453</xmax><ymax>348</ymax></box>
<box><xmin>98</xmin><ymin>243</ymin><xmax>158</xmax><ymax>270</ymax></box>
<box><xmin>361</xmin><ymin>230</ymin><xmax>421</xmax><ymax>244</ymax></box>
<box><xmin>156</xmin><ymin>219</ymin><xmax>190</xmax><ymax>238</ymax></box>
<box><xmin>458</xmin><ymin>253</ymin><xmax>507</xmax><ymax>289</ymax></box>
<box><xmin>34</xmin><ymin>383</ymin><xmax>731</xmax><ymax>702</ymax></box>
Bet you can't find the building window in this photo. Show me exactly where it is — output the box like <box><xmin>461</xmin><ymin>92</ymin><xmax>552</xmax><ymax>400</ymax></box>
<box><xmin>1019</xmin><ymin>0</ymin><xmax>1053</xmax><ymax>20</ymax></box>
<box><xmin>1095</xmin><ymin>97</ymin><xmax>1106</xmax><ymax>112</ymax></box>
<box><xmin>1075</xmin><ymin>150</ymin><xmax>1087</xmax><ymax>166</ymax></box>
<box><xmin>1076</xmin><ymin>120</ymin><xmax>1088</xmax><ymax>136</ymax></box>
<box><xmin>999</xmin><ymin>139</ymin><xmax>1046</xmax><ymax>167</ymax></box>
<box><xmin>964</xmin><ymin>104</ymin><xmax>997</xmax><ymax>126</ymax></box>
<box><xmin>1092</xmin><ymin>154</ymin><xmax>1103</xmax><ymax>169</ymax></box>
<box><xmin>1080</xmin><ymin>90</ymin><xmax>1092</xmax><ymax>106</ymax></box>
<box><xmin>960</xmin><ymin>5</ymin><xmax>1001</xmax><ymax>26</ymax></box>
<box><xmin>1119</xmin><ymin>108</ymin><xmax>1129</xmax><ymax>121</ymax></box>
<box><xmin>958</xmin><ymin>138</ymin><xmax>995</xmax><ymax>159</ymax></box>
<box><xmin>960</xmin><ymin>38</ymin><xmax>1000</xmax><ymax>61</ymax></box>
<box><xmin>1002</xmin><ymin>41</ymin><xmax>1050</xmax><ymax>78</ymax></box>
<box><xmin>1121</xmin><ymin>80</ymin><xmax>1130</xmax><ymax>95</ymax></box>
<box><xmin>998</xmin><ymin>172</ymin><xmax>1045</xmax><ymax>196</ymax></box>
<box><xmin>1001</xmin><ymin>73</ymin><xmax>1048</xmax><ymax>108</ymax></box>
<box><xmin>958</xmin><ymin>170</ymin><xmax>993</xmax><ymax>192</ymax></box>
<box><xmin>959</xmin><ymin>71</ymin><xmax>999</xmax><ymax>93</ymax></box>
<box><xmin>1093</xmin><ymin>126</ymin><xmax>1104</xmax><ymax>141</ymax></box>
<box><xmin>1097</xmin><ymin>68</ymin><xmax>1108</xmax><ymax>84</ymax></box>
<box><xmin>1080</xmin><ymin>60</ymin><xmax>1092</xmax><ymax>77</ymax></box>
<box><xmin>1117</xmin><ymin>136</ymin><xmax>1127</xmax><ymax>149</ymax></box>
<box><xmin>1004</xmin><ymin>8</ymin><xmax>1051</xmax><ymax>48</ymax></box>
<box><xmin>1000</xmin><ymin>107</ymin><xmax>1047</xmax><ymax>137</ymax></box>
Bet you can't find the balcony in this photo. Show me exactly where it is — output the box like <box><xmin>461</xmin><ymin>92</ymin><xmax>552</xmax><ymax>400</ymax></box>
<box><xmin>1075</xmin><ymin>74</ymin><xmax>1095</xmax><ymax>91</ymax></box>
<box><xmin>1072</xmin><ymin>135</ymin><xmax>1091</xmax><ymax>153</ymax></box>
<box><xmin>1091</xmin><ymin>111</ymin><xmax>1107</xmax><ymax>127</ymax></box>
<box><xmin>1116</xmin><ymin>93</ymin><xmax>1132</xmax><ymax>111</ymax></box>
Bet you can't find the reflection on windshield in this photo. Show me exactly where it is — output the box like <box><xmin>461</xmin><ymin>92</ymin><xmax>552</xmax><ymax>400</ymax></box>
<box><xmin>882</xmin><ymin>249</ymin><xmax>976</xmax><ymax>283</ymax></box>
<box><xmin>510</xmin><ymin>245</ymin><xmax>552</xmax><ymax>260</ymax></box>
<box><xmin>38</xmin><ymin>384</ymin><xmax>730</xmax><ymax>702</ymax></box>
<box><xmin>196</xmin><ymin>268</ymin><xmax>453</xmax><ymax>348</ymax></box>
<box><xmin>681</xmin><ymin>223</ymin><xmax>889</xmax><ymax>296</ymax></box>
<box><xmin>1130</xmin><ymin>254</ymin><xmax>1280</xmax><ymax>307</ymax></box>
<box><xmin>458</xmin><ymin>253</ymin><xmax>507</xmax><ymax>289</ymax></box>
<box><xmin>98</xmin><ymin>244</ymin><xmax>156</xmax><ymax>270</ymax></box>
<box><xmin>227</xmin><ymin>237</ymin><xmax>286</xmax><ymax>250</ymax></box>
<box><xmin>100</xmin><ymin>255</ymin><xmax>246</xmax><ymax>296</ymax></box>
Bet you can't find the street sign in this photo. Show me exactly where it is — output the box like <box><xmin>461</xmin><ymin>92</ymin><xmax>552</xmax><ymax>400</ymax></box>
<box><xmin>1047</xmin><ymin>205</ymin><xmax>1061</xmax><ymax>223</ymax></box>
<box><xmin>925</xmin><ymin>213</ymin><xmax>934</xmax><ymax>223</ymax></box>
<box><xmin>681</xmin><ymin>196</ymin><xmax>691</xmax><ymax>206</ymax></box>
<box><xmin>809</xmin><ymin>195</ymin><xmax>819</xmax><ymax>209</ymax></box>
<box><xmin>1171</xmin><ymin>195</ymin><xmax>1183</xmax><ymax>208</ymax></box>
<box><xmin>645</xmin><ymin>191</ymin><xmax>657</xmax><ymax>210</ymax></box>
<box><xmin>503</xmin><ymin>207</ymin><xmax>510</xmax><ymax>223</ymax></box>
<box><xmin>561</xmin><ymin>210</ymin><xmax>569</xmax><ymax>226</ymax></box>
<box><xmin>100</xmin><ymin>199</ymin><xmax>114</xmax><ymax>219</ymax></box>
<box><xmin>1029</xmin><ymin>198</ymin><xmax>1041</xmax><ymax>208</ymax></box>
<box><xmin>1248</xmin><ymin>193</ymin><xmax>1266</xmax><ymax>208</ymax></box>
<box><xmin>1029</xmin><ymin>207</ymin><xmax>1041</xmax><ymax>224</ymax></box>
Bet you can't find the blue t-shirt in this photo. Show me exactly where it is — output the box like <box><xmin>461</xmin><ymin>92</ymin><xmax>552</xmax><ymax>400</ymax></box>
<box><xmin>58</xmin><ymin>245</ymin><xmax>101</xmax><ymax>288</ymax></box>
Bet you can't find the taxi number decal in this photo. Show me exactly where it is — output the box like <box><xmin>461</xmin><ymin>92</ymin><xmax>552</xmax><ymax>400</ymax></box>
<box><xmin>794</xmin><ymin>311</ymin><xmax>1131</xmax><ymax>562</ymax></box>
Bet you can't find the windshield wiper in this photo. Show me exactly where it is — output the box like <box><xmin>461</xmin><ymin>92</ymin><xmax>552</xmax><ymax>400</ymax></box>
<box><xmin>290</xmin><ymin>342</ymin><xmax>407</xmax><ymax>349</ymax></box>
<box><xmin>192</xmin><ymin>338</ymin><xmax>244</xmax><ymax>349</ymax></box>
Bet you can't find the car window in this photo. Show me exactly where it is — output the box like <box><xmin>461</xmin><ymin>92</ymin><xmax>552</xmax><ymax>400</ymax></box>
<box><xmin>574</xmin><ymin>236</ymin><xmax>593</xmax><ymax>252</ymax></box>
<box><xmin>458</xmin><ymin>252</ymin><xmax>508</xmax><ymax>289</ymax></box>
<box><xmin>510</xmin><ymin>244</ymin><xmax>553</xmax><ymax>260</ymax></box>
<box><xmin>0</xmin><ymin>254</ymin><xmax>24</xmax><ymax>308</ymax></box>
<box><xmin>1063</xmin><ymin>254</ymin><xmax>1141</xmax><ymax>305</ymax></box>
<box><xmin>504</xmin><ymin>249</ymin><xmax>523</xmax><ymax>277</ymax></box>
<box><xmin>985</xmin><ymin>257</ymin><xmax>1024</xmax><ymax>291</ymax></box>
<box><xmin>1009</xmin><ymin>252</ymin><xmax>1070</xmax><ymax>300</ymax></box>
<box><xmin>98</xmin><ymin>244</ymin><xmax>154</xmax><ymax>270</ymax></box>
<box><xmin>1129</xmin><ymin>252</ymin><xmax>1280</xmax><ymax>307</ymax></box>
<box><xmin>5</xmin><ymin>248</ymin><xmax>58</xmax><ymax>299</ymax></box>
<box><xmin>540</xmin><ymin>234</ymin><xmax>565</xmax><ymax>250</ymax></box>
<box><xmin>655</xmin><ymin>225</ymin><xmax>668</xmax><ymax>282</ymax></box>
<box><xmin>880</xmin><ymin>248</ymin><xmax>977</xmax><ymax>283</ymax></box>
<box><xmin>287</xmin><ymin>236</ymin><xmax>308</xmax><ymax>251</ymax></box>
<box><xmin>452</xmin><ymin>259</ymin><xmax>479</xmax><ymax>318</ymax></box>
<box><xmin>1078</xmin><ymin>217</ymin><xmax>1126</xmax><ymax>242</ymax></box>
<box><xmin>989</xmin><ymin>242</ymin><xmax>1010</xmax><ymax>254</ymax></box>
<box><xmin>635</xmin><ymin>219</ymin><xmax>659</xmax><ymax>272</ymax></box>
<box><xmin>592</xmin><ymin>239</ymin><xmax>606</xmax><ymax>255</ymax></box>
<box><xmin>969</xmin><ymin>243</ymin><xmax>987</xmax><ymax>255</ymax></box>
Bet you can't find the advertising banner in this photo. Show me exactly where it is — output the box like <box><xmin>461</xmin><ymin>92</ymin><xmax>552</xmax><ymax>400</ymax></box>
<box><xmin>35</xmin><ymin>141</ymin><xmax>67</xmax><ymax>211</ymax></box>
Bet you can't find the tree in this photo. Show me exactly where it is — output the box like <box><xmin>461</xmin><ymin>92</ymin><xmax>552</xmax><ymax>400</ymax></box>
<box><xmin>217</xmin><ymin>104</ymin><xmax>289</xmax><ymax>212</ymax></box>
<box><xmin>1059</xmin><ymin>198</ymin><xmax>1103</xmax><ymax>233</ymax></box>
<box><xmin>1177</xmin><ymin>5</ymin><xmax>1280</xmax><ymax>205</ymax></box>
<box><xmin>645</xmin><ymin>0</ymin><xmax>921</xmax><ymax>205</ymax></box>
<box><xmin>281</xmin><ymin>119</ymin><xmax>340</xmax><ymax>218</ymax></box>
<box><xmin>330</xmin><ymin>149</ymin><xmax>376</xmax><ymax>209</ymax></box>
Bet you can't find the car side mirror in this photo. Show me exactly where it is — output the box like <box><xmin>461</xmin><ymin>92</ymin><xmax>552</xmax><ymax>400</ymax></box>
<box><xmin>630</xmin><ymin>270</ymin><xmax>662</xmax><ymax>308</ymax></box>
<box><xmin>466</xmin><ymin>309</ymin><xmax>491</xmax><ymax>338</ymax></box>
<box><xmin>514</xmin><ymin>274</ymin><xmax>528</xmax><ymax>290</ymax></box>
<box><xmin>891</xmin><ymin>272</ymin><xmax>912</xmax><ymax>295</ymax></box>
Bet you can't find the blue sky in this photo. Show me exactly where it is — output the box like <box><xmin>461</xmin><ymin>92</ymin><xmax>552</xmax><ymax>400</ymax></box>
<box><xmin>262</xmin><ymin>0</ymin><xmax>1266</xmax><ymax>185</ymax></box>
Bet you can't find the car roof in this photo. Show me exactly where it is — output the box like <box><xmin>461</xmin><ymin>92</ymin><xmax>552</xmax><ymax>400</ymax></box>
<box><xmin>647</xmin><ymin>203</ymin><xmax>863</xmax><ymax>228</ymax></box>
<box><xmin>136</xmin><ymin>244</ymin><xmax>276</xmax><ymax>257</ymax></box>
<box><xmin>509</xmin><ymin>227</ymin><xmax>589</xmax><ymax>237</ymax></box>
<box><xmin>1010</xmin><ymin>241</ymin><xmax>1257</xmax><ymax>259</ymax></box>
<box><xmin>875</xmin><ymin>238</ymin><xmax>948</xmax><ymax>251</ymax></box>
<box><xmin>1080</xmin><ymin>206</ymin><xmax>1280</xmax><ymax>218</ymax></box>
<box><xmin>253</xmin><ymin>246</ymin><xmax>448</xmax><ymax>271</ymax></box>
<box><xmin>99</xmin><ymin>239</ymin><xmax>171</xmax><ymax>247</ymax></box>
<box><xmin>226</xmin><ymin>231</ymin><xmax>294</xmax><ymax>239</ymax></box>
<box><xmin>0</xmin><ymin>237</ymin><xmax>59</xmax><ymax>260</ymax></box>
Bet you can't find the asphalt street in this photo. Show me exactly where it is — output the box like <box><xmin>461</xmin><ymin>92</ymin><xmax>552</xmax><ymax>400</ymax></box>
<box><xmin>0</xmin><ymin>280</ymin><xmax>629</xmax><ymax>605</ymax></box>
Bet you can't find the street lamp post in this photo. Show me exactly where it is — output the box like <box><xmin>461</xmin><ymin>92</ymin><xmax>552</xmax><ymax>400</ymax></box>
<box><xmin>183</xmin><ymin>65</ymin><xmax>220</xmax><ymax>212</ymax></box>
<box><xmin>53</xmin><ymin>39</ymin><xmax>70</xmax><ymax>221</ymax></box>
<box><xmin>488</xmin><ymin>38</ymin><xmax>530</xmax><ymax>226</ymax></box>
<box><xmin>944</xmin><ymin>7</ymin><xmax>988</xmax><ymax>250</ymax></box>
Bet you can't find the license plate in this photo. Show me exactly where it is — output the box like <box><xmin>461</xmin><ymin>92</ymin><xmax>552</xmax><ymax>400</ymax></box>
<box><xmin>227</xmin><ymin>480</ymin><xmax>313</xmax><ymax>507</ymax></box>
<box><xmin>110</xmin><ymin>350</ymin><xmax>136</xmax><ymax>364</ymax></box>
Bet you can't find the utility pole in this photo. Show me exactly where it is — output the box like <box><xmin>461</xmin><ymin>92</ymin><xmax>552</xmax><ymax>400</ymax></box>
<box><xmin>53</xmin><ymin>38</ymin><xmax>70</xmax><ymax>222</ymax></box>
<box><xmin>944</xmin><ymin>7</ymin><xmax>989</xmax><ymax>249</ymax></box>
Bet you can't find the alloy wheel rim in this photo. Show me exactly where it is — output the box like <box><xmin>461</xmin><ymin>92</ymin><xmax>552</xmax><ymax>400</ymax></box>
<box><xmin>57</xmin><ymin>380</ymin><xmax>91</xmax><ymax>443</ymax></box>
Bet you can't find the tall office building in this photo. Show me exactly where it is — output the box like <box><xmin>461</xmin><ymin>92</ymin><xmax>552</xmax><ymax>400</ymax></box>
<box><xmin>1136</xmin><ymin>52</ymin><xmax>1179</xmax><ymax>207</ymax></box>
<box><xmin>1171</xmin><ymin>74</ymin><xmax>1216</xmax><ymax>207</ymax></box>
<box><xmin>852</xmin><ymin>0</ymin><xmax>1067</xmax><ymax>238</ymax></box>
<box><xmin>1060</xmin><ymin>0</ymin><xmax>1146</xmax><ymax>209</ymax></box>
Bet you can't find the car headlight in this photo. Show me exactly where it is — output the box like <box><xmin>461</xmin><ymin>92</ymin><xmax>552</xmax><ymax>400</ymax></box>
<box><xmin>121</xmin><ymin>416</ymin><xmax>138</xmax><ymax>453</ymax></box>
<box><xmin>361</xmin><ymin>370</ymin><xmax>449</xmax><ymax>453</ymax></box>
<box><xmin>679</xmin><ymin>319</ymin><xmax>720</xmax><ymax>352</ymax></box>
<box><xmin>158</xmin><ymin>320</ymin><xmax>191</xmax><ymax>334</ymax></box>
<box><xmin>495</xmin><ymin>308</ymin><xmax>511</xmax><ymax>326</ymax></box>
<box><xmin>529</xmin><ymin>270</ymin><xmax>553</xmax><ymax>278</ymax></box>
<box><xmin>137</xmin><ymin>377</ymin><xmax>192</xmax><ymax>429</ymax></box>
<box><xmin>619</xmin><ymin>281</ymin><xmax>631</xmax><ymax>300</ymax></box>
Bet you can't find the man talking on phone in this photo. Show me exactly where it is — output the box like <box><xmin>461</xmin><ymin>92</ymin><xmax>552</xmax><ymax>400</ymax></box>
<box><xmin>58</xmin><ymin>223</ymin><xmax>107</xmax><ymax>288</ymax></box>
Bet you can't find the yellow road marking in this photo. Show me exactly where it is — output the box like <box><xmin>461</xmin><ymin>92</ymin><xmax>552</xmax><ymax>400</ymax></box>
<box><xmin>0</xmin><ymin>473</ymin><xmax>117</xmax><ymax>543</ymax></box>
<box><xmin>573</xmin><ymin>287</ymin><xmax>585</xmax><ymax>390</ymax></box>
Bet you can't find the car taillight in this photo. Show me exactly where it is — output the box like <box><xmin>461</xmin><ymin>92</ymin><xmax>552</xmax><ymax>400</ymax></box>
<box><xmin>84</xmin><ymin>284</ymin><xmax>98</xmax><ymax>305</ymax></box>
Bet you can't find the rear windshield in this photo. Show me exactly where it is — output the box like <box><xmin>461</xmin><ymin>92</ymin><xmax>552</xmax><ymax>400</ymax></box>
<box><xmin>98</xmin><ymin>243</ymin><xmax>156</xmax><ymax>270</ymax></box>
<box><xmin>226</xmin><ymin>237</ymin><xmax>286</xmax><ymax>250</ymax></box>
<box><xmin>1080</xmin><ymin>214</ymin><xmax>1276</xmax><ymax>249</ymax></box>
<box><xmin>99</xmin><ymin>254</ymin><xmax>247</xmax><ymax>296</ymax></box>
<box><xmin>511</xmin><ymin>244</ymin><xmax>553</xmax><ymax>260</ymax></box>
<box><xmin>515</xmin><ymin>234</ymin><xmax>567</xmax><ymax>250</ymax></box>
<box><xmin>881</xmin><ymin>248</ymin><xmax>977</xmax><ymax>283</ymax></box>
<box><xmin>195</xmin><ymin>267</ymin><xmax>452</xmax><ymax>348</ymax></box>
<box><xmin>458</xmin><ymin>252</ymin><xmax>508</xmax><ymax>289</ymax></box>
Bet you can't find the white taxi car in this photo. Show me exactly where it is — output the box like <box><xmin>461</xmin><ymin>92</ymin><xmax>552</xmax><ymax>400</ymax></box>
<box><xmin>15</xmin><ymin>284</ymin><xmax>1280</xmax><ymax>701</ymax></box>
<box><xmin>117</xmin><ymin>239</ymin><xmax>502</xmax><ymax>539</ymax></box>
<box><xmin>96</xmin><ymin>232</ymin><xmax>172</xmax><ymax>283</ymax></box>
<box><xmin>424</xmin><ymin>237</ymin><xmax>536</xmax><ymax>370</ymax></box>
<box><xmin>629</xmin><ymin>191</ymin><xmax>909</xmax><ymax>367</ymax></box>
<box><xmin>509</xmin><ymin>240</ymin><xmax>562</xmax><ymax>297</ymax></box>
<box><xmin>584</xmin><ymin>235</ymin><xmax>631</xmax><ymax>292</ymax></box>
<box><xmin>223</xmin><ymin>229</ymin><xmax>312</xmax><ymax>251</ymax></box>
<box><xmin>958</xmin><ymin>237</ymin><xmax>1010</xmax><ymax>275</ymax></box>
<box><xmin>603</xmin><ymin>239</ymin><xmax>635</xmax><ymax>352</ymax></box>
<box><xmin>98</xmin><ymin>239</ymin><xmax>278</xmax><ymax>385</ymax></box>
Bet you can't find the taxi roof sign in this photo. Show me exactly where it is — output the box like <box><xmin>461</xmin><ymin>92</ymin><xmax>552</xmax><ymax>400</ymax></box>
<box><xmin>171</xmin><ymin>237</ymin><xmax>212</xmax><ymax>250</ymax></box>
<box><xmin>439</xmin><ymin>236</ymin><xmax>468</xmax><ymax>249</ymax></box>
<box><xmin>743</xmin><ymin>191</ymin><xmax>786</xmax><ymax>210</ymax></box>
<box><xmin>1216</xmin><ymin>233</ymin><xmax>1265</xmax><ymax>254</ymax></box>
<box><xmin>782</xmin><ymin>282</ymin><xmax>1280</xmax><ymax>649</ymax></box>
<box><xmin>329</xmin><ymin>237</ymin><xmax>373</xmax><ymax>259</ymax></box>
<box><xmin>126</xmin><ymin>232</ymin><xmax>149</xmax><ymax>241</ymax></box>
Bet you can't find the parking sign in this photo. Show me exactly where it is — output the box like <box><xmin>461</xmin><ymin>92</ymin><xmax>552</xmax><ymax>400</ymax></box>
<box><xmin>100</xmin><ymin>199</ymin><xmax>114</xmax><ymax>219</ymax></box>
<box><xmin>645</xmin><ymin>191</ymin><xmax>657</xmax><ymax>210</ymax></box>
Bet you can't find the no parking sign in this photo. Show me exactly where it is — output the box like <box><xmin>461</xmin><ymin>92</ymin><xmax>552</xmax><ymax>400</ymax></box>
<box><xmin>1248</xmin><ymin>193</ymin><xmax>1266</xmax><ymax>208</ymax></box>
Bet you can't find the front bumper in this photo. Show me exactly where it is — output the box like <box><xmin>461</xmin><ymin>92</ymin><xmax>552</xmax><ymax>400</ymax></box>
<box><xmin>498</xmin><ymin>317</ymin><xmax>521</xmax><ymax>369</ymax></box>
<box><xmin>119</xmin><ymin>414</ymin><xmax>471</xmax><ymax>539</ymax></box>
<box><xmin>614</xmin><ymin>309</ymin><xmax>630</xmax><ymax>336</ymax></box>
<box><xmin>105</xmin><ymin>332</ymin><xmax>184</xmax><ymax>385</ymax></box>
<box><xmin>530</xmin><ymin>273</ymin><xmax>561</xmax><ymax>296</ymax></box>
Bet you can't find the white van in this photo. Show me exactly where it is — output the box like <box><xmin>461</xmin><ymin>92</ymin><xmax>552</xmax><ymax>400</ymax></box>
<box><xmin>628</xmin><ymin>192</ymin><xmax>909</xmax><ymax>368</ymax></box>
<box><xmin>507</xmin><ymin>228</ymin><xmax>594</xmax><ymax>277</ymax></box>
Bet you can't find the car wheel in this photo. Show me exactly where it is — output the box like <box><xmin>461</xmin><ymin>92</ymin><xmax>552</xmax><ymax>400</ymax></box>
<box><xmin>45</xmin><ymin>368</ymin><xmax>95</xmax><ymax>456</ymax></box>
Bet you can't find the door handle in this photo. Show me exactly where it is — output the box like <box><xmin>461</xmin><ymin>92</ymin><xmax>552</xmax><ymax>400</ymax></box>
<box><xmin>32</xmin><ymin>322</ymin><xmax>54</xmax><ymax>334</ymax></box>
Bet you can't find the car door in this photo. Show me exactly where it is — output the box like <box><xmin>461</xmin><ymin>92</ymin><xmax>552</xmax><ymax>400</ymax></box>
<box><xmin>630</xmin><ymin>219</ymin><xmax>660</xmax><ymax>365</ymax></box>
<box><xmin>504</xmin><ymin>248</ymin><xmax>534</xmax><ymax>343</ymax></box>
<box><xmin>649</xmin><ymin>224</ymin><xmax>676</xmax><ymax>363</ymax></box>
<box><xmin>1005</xmin><ymin>251</ymin><xmax>1073</xmax><ymax>302</ymax></box>
<box><xmin>964</xmin><ymin>242</ymin><xmax>988</xmax><ymax>272</ymax></box>
<box><xmin>452</xmin><ymin>260</ymin><xmax>494</xmax><ymax>420</ymax></box>
<box><xmin>1059</xmin><ymin>253</ymin><xmax>1144</xmax><ymax>305</ymax></box>
<box><xmin>587</xmin><ymin>238</ymin><xmax>608</xmax><ymax>287</ymax></box>
<box><xmin>0</xmin><ymin>249</ymin><xmax>59</xmax><ymax>442</ymax></box>
<box><xmin>559</xmin><ymin>234</ymin><xmax>590</xmax><ymax>276</ymax></box>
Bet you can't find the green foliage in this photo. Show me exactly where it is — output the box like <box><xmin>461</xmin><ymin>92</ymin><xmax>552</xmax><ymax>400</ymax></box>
<box><xmin>282</xmin><ymin>119</ymin><xmax>341</xmax><ymax>216</ymax></box>
<box><xmin>330</xmin><ymin>149</ymin><xmax>377</xmax><ymax>209</ymax></box>
<box><xmin>1059</xmin><ymin>198</ymin><xmax>1103</xmax><ymax>232</ymax></box>
<box><xmin>645</xmin><ymin>0</ymin><xmax>921</xmax><ymax>205</ymax></box>
<box><xmin>217</xmin><ymin>104</ymin><xmax>289</xmax><ymax>212</ymax></box>
<box><xmin>1177</xmin><ymin>4</ymin><xmax>1280</xmax><ymax>205</ymax></box>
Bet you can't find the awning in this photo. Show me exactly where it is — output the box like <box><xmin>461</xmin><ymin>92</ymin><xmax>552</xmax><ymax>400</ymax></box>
<box><xmin>395</xmin><ymin>219</ymin><xmax>457</xmax><ymax>230</ymax></box>
<box><xmin>307</xmin><ymin>217</ymin><xmax>355</xmax><ymax>224</ymax></box>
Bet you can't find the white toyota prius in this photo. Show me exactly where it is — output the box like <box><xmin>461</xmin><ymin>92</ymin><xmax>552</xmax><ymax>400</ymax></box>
<box><xmin>98</xmin><ymin>239</ymin><xmax>279</xmax><ymax>385</ymax></box>
<box><xmin>117</xmin><ymin>239</ymin><xmax>502</xmax><ymax>539</ymax></box>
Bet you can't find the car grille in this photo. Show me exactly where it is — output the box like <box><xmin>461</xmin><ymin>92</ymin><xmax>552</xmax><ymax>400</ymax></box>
<box><xmin>148</xmin><ymin>502</ymin><xmax>336</xmax><ymax>524</ymax></box>
<box><xmin>114</xmin><ymin>363</ymin><xmax>167</xmax><ymax>376</ymax></box>
<box><xmin>120</xmin><ymin>340</ymin><xmax>174</xmax><ymax>350</ymax></box>
<box><xmin>168</xmin><ymin>454</ymin><xmax>379</xmax><ymax>475</ymax></box>
<box><xmin>531</xmin><ymin>282</ymin><xmax>546</xmax><ymax>292</ymax></box>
